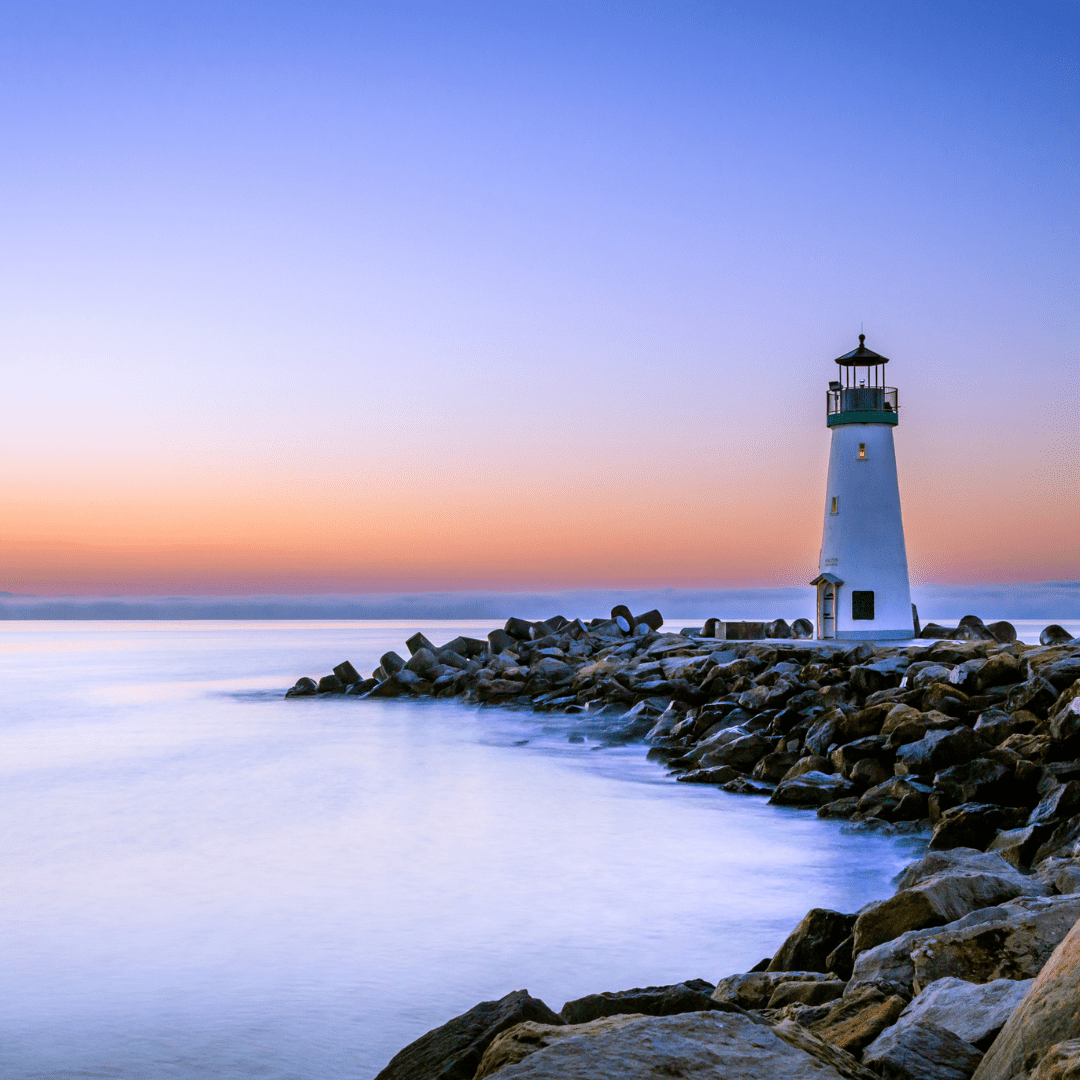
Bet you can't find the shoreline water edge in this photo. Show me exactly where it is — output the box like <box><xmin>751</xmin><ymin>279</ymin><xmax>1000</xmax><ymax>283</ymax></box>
<box><xmin>288</xmin><ymin>610</ymin><xmax>1080</xmax><ymax>1080</ymax></box>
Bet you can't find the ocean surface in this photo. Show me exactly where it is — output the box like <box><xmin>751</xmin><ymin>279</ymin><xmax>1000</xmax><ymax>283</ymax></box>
<box><xmin>2</xmin><ymin>618</ymin><xmax>1074</xmax><ymax>1079</ymax></box>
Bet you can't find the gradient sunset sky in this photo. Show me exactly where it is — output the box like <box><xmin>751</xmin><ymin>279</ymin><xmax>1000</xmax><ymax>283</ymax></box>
<box><xmin>0</xmin><ymin>0</ymin><xmax>1076</xmax><ymax>595</ymax></box>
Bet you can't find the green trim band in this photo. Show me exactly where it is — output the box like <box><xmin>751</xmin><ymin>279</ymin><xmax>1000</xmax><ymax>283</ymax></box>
<box><xmin>827</xmin><ymin>410</ymin><xmax>899</xmax><ymax>427</ymax></box>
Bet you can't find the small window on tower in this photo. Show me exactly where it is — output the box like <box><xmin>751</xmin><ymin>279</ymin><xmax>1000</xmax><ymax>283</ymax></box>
<box><xmin>852</xmin><ymin>591</ymin><xmax>875</xmax><ymax>620</ymax></box>
<box><xmin>830</xmin><ymin>496</ymin><xmax>838</xmax><ymax>514</ymax></box>
<box><xmin>858</xmin><ymin>443</ymin><xmax>866</xmax><ymax>459</ymax></box>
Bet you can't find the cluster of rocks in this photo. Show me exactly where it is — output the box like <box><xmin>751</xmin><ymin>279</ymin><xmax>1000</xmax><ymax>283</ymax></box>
<box><xmin>287</xmin><ymin>609</ymin><xmax>1080</xmax><ymax>1077</ymax></box>
<box><xmin>375</xmin><ymin>845</ymin><xmax>1080</xmax><ymax>1079</ymax></box>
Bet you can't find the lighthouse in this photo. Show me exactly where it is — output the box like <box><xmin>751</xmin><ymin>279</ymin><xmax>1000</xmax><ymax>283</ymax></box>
<box><xmin>810</xmin><ymin>335</ymin><xmax>913</xmax><ymax>640</ymax></box>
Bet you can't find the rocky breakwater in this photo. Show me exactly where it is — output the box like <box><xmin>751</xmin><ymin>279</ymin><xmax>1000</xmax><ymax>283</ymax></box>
<box><xmin>375</xmin><ymin>844</ymin><xmax>1080</xmax><ymax>1079</ymax></box>
<box><xmin>288</xmin><ymin>612</ymin><xmax>1080</xmax><ymax>1076</ymax></box>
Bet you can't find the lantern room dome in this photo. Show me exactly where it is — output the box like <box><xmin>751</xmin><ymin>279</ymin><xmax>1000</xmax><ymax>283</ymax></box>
<box><xmin>834</xmin><ymin>334</ymin><xmax>889</xmax><ymax>366</ymax></box>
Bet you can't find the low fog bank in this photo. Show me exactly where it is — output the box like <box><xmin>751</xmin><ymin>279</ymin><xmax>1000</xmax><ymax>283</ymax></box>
<box><xmin>0</xmin><ymin>582</ymin><xmax>1076</xmax><ymax>622</ymax></box>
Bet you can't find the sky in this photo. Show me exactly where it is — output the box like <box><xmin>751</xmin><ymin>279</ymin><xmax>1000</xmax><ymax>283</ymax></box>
<box><xmin>0</xmin><ymin>0</ymin><xmax>1076</xmax><ymax>596</ymax></box>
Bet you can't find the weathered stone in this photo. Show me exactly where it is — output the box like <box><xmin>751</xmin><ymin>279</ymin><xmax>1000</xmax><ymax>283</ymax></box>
<box><xmin>1029</xmin><ymin>1040</ymin><xmax>1080</xmax><ymax>1080</ymax></box>
<box><xmin>376</xmin><ymin>651</ymin><xmax>404</xmax><ymax>675</ymax></box>
<box><xmin>1008</xmin><ymin>677</ymin><xmax>1061</xmax><ymax>718</ymax></box>
<box><xmin>911</xmin><ymin>893</ymin><xmax>1080</xmax><ymax>990</ymax></box>
<box><xmin>406</xmin><ymin>632</ymin><xmax>438</xmax><ymax>656</ymax></box>
<box><xmin>850</xmin><ymin>757</ymin><xmax>892</xmax><ymax>788</ymax></box>
<box><xmin>722</xmin><ymin>777</ymin><xmax>775</xmax><ymax>795</ymax></box>
<box><xmin>768</xmin><ymin>979</ymin><xmax>846</xmax><ymax>1008</ymax></box>
<box><xmin>894</xmin><ymin>848</ymin><xmax>1035</xmax><ymax>891</ymax></box>
<box><xmin>1034</xmin><ymin>857</ymin><xmax>1080</xmax><ymax>896</ymax></box>
<box><xmin>818</xmin><ymin>797</ymin><xmax>862</xmax><ymax>820</ymax></box>
<box><xmin>711</xmin><ymin>971</ymin><xmax>839</xmax><ymax>1011</ymax></box>
<box><xmin>887</xmin><ymin>976</ymin><xmax>1032</xmax><ymax>1051</ymax></box>
<box><xmin>1030</xmin><ymin>782</ymin><xmax>1080</xmax><ymax>827</ymax></box>
<box><xmin>863</xmin><ymin>1020</ymin><xmax>984</xmax><ymax>1080</ymax></box>
<box><xmin>1050</xmin><ymin>682</ymin><xmax>1080</xmax><ymax>742</ymax></box>
<box><xmin>782</xmin><ymin>756</ymin><xmax>836</xmax><ymax>781</ymax></box>
<box><xmin>1041</xmin><ymin>625</ymin><xmax>1076</xmax><ymax>646</ymax></box>
<box><xmin>771</xmin><ymin>771</ymin><xmax>855</xmax><ymax>807</ymax></box>
<box><xmin>988</xmin><ymin>825</ymin><xmax>1058</xmax><ymax>870</ymax></box>
<box><xmin>810</xmin><ymin>984</ymin><xmax>909</xmax><ymax>1054</ymax></box>
<box><xmin>472</xmin><ymin>1011</ymin><xmax>848</xmax><ymax>1079</ymax></box>
<box><xmin>856</xmin><ymin>777</ymin><xmax>931</xmax><ymax>822</ymax></box>
<box><xmin>1000</xmin><ymin>733</ymin><xmax>1059</xmax><ymax>762</ymax></box>
<box><xmin>928</xmin><ymin>803</ymin><xmax>1028</xmax><ymax>851</ymax></box>
<box><xmin>972</xmin><ymin>909</ymin><xmax>1080</xmax><ymax>1080</ymax></box>
<box><xmin>754</xmin><ymin>751</ymin><xmax>803</xmax><ymax>782</ymax></box>
<box><xmin>766</xmin><ymin>618</ymin><xmax>793</xmax><ymax>639</ymax></box>
<box><xmin>769</xmin><ymin>1019</ymin><xmax>879</xmax><ymax>1080</ymax></box>
<box><xmin>848</xmin><ymin>926</ymin><xmax>937</xmax><ymax>997</ymax></box>
<box><xmin>488</xmin><ymin>629</ymin><xmax>516</xmax><ymax>655</ymax></box>
<box><xmin>768</xmin><ymin>909</ymin><xmax>858</xmax><ymax>974</ymax></box>
<box><xmin>986</xmin><ymin>621</ymin><xmax>1018</xmax><ymax>644</ymax></box>
<box><xmin>1037</xmin><ymin>657</ymin><xmax>1080</xmax><ymax>691</ymax></box>
<box><xmin>897</xmin><ymin>727</ymin><xmax>986</xmax><ymax>775</ymax></box>
<box><xmin>852</xmin><ymin>869</ymin><xmax>1027</xmax><ymax>956</ymax></box>
<box><xmin>1034</xmin><ymin>815</ymin><xmax>1080</xmax><ymax>863</ymax></box>
<box><xmin>973</xmin><ymin>652</ymin><xmax>1021</xmax><ymax>691</ymax></box>
<box><xmin>473</xmin><ymin>1017</ymin><xmax>639</xmax><ymax>1078</ymax></box>
<box><xmin>558</xmin><ymin>979</ymin><xmax>721</xmax><ymax>1024</ymax></box>
<box><xmin>933</xmin><ymin>758</ymin><xmax>1017</xmax><ymax>807</ymax></box>
<box><xmin>373</xmin><ymin>988</ymin><xmax>563</xmax><ymax>1080</ymax></box>
<box><xmin>826</xmin><ymin>934</ymin><xmax>856</xmax><ymax>978</ymax></box>
<box><xmin>792</xmin><ymin>618</ymin><xmax>815</xmax><ymax>638</ymax></box>
<box><xmin>285</xmin><ymin>676</ymin><xmax>318</xmax><ymax>697</ymax></box>
<box><xmin>405</xmin><ymin>647</ymin><xmax>440</xmax><ymax>678</ymax></box>
<box><xmin>317</xmin><ymin>673</ymin><xmax>343</xmax><ymax>693</ymax></box>
<box><xmin>702</xmin><ymin>732</ymin><xmax>775</xmax><ymax>769</ymax></box>
<box><xmin>677</xmin><ymin>765</ymin><xmax>743</xmax><ymax>786</ymax></box>
<box><xmin>974</xmin><ymin>708</ymin><xmax>1035</xmax><ymax>745</ymax></box>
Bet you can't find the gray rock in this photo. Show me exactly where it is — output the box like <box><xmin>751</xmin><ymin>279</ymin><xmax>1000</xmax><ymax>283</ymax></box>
<box><xmin>380</xmin><ymin>651</ymin><xmax>406</xmax><ymax>675</ymax></box>
<box><xmin>1040</xmin><ymin>625</ymin><xmax>1075</xmax><ymax>646</ymax></box>
<box><xmin>863</xmin><ymin>1020</ymin><xmax>983</xmax><ymax>1080</ymax></box>
<box><xmin>888</xmin><ymin>976</ymin><xmax>1032</xmax><ymax>1051</ymax></box>
<box><xmin>852</xmin><ymin>869</ymin><xmax>1027</xmax><ymax>956</ymax></box>
<box><xmin>1030</xmin><ymin>782</ymin><xmax>1080</xmax><ymax>827</ymax></box>
<box><xmin>405</xmin><ymin>647</ymin><xmax>440</xmax><ymax>678</ymax></box>
<box><xmin>558</xmin><ymin>979</ymin><xmax>722</xmax><ymax>1024</ymax></box>
<box><xmin>474</xmin><ymin>1011</ymin><xmax>848</xmax><ymax>1079</ymax></box>
<box><xmin>911</xmin><ymin>892</ymin><xmax>1080</xmax><ymax>991</ymax></box>
<box><xmin>332</xmin><ymin>660</ymin><xmax>360</xmax><ymax>684</ymax></box>
<box><xmin>972</xmin><ymin>908</ymin><xmax>1080</xmax><ymax>1080</ymax></box>
<box><xmin>285</xmin><ymin>676</ymin><xmax>317</xmax><ymax>697</ymax></box>
<box><xmin>317</xmin><ymin>674</ymin><xmax>344</xmax><ymax>693</ymax></box>
<box><xmin>896</xmin><ymin>727</ymin><xmax>986</xmax><ymax>775</ymax></box>
<box><xmin>373</xmin><ymin>988</ymin><xmax>563</xmax><ymax>1080</ymax></box>
<box><xmin>406</xmin><ymin>632</ymin><xmax>438</xmax><ymax>656</ymax></box>
<box><xmin>711</xmin><ymin>971</ymin><xmax>839</xmax><ymax>1010</ymax></box>
<box><xmin>848</xmin><ymin>926</ymin><xmax>939</xmax><ymax>998</ymax></box>
<box><xmin>771</xmin><ymin>771</ymin><xmax>856</xmax><ymax>807</ymax></box>
<box><xmin>792</xmin><ymin>618</ymin><xmax>815</xmax><ymax>639</ymax></box>
<box><xmin>1029</xmin><ymin>1040</ymin><xmax>1080</xmax><ymax>1080</ymax></box>
<box><xmin>768</xmin><ymin>909</ymin><xmax>858</xmax><ymax>974</ymax></box>
<box><xmin>973</xmin><ymin>709</ymin><xmax>1034</xmax><ymax>745</ymax></box>
<box><xmin>928</xmin><ymin>803</ymin><xmax>1028</xmax><ymax>852</ymax></box>
<box><xmin>488</xmin><ymin>629</ymin><xmax>516</xmax><ymax>654</ymax></box>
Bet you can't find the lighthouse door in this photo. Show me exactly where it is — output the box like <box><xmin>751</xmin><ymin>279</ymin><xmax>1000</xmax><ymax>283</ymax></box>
<box><xmin>820</xmin><ymin>585</ymin><xmax>835</xmax><ymax>639</ymax></box>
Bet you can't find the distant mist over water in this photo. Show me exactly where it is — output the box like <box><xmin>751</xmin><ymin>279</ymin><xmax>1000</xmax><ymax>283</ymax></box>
<box><xmin>0</xmin><ymin>582</ymin><xmax>1076</xmax><ymax>622</ymax></box>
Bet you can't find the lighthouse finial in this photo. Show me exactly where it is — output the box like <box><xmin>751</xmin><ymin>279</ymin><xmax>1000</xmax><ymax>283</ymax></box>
<box><xmin>859</xmin><ymin>333</ymin><xmax>865</xmax><ymax>347</ymax></box>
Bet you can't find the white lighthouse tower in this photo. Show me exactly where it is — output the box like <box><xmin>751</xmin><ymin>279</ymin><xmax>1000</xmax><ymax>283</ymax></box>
<box><xmin>811</xmin><ymin>335</ymin><xmax>913</xmax><ymax>640</ymax></box>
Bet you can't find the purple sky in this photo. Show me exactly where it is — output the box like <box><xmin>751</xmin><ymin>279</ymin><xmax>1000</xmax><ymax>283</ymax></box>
<box><xmin>0</xmin><ymin>1</ymin><xmax>1076</xmax><ymax>593</ymax></box>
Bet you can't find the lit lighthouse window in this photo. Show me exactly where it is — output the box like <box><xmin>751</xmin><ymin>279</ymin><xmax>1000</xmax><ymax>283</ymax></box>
<box><xmin>858</xmin><ymin>443</ymin><xmax>866</xmax><ymax>459</ymax></box>
<box><xmin>830</xmin><ymin>496</ymin><xmax>838</xmax><ymax>514</ymax></box>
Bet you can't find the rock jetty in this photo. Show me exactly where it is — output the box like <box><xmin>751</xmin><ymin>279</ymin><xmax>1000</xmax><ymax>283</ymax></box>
<box><xmin>287</xmin><ymin>609</ymin><xmax>1080</xmax><ymax>1078</ymax></box>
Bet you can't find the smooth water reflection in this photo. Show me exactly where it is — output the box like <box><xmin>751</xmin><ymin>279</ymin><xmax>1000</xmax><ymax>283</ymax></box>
<box><xmin>1</xmin><ymin>622</ymin><xmax>926</xmax><ymax>1079</ymax></box>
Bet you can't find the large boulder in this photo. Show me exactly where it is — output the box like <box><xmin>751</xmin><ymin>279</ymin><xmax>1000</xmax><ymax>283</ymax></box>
<box><xmin>767</xmin><ymin>908</ymin><xmax>858</xmax><ymax>973</ymax></box>
<box><xmin>972</xmin><ymin>909</ymin><xmax>1080</xmax><ymax>1080</ymax></box>
<box><xmin>374</xmin><ymin>989</ymin><xmax>564</xmax><ymax>1080</ymax></box>
<box><xmin>911</xmin><ymin>893</ymin><xmax>1080</xmax><ymax>991</ymax></box>
<box><xmin>929</xmin><ymin>803</ymin><xmax>1029</xmax><ymax>851</ymax></box>
<box><xmin>856</xmin><ymin>777</ymin><xmax>931</xmax><ymax>822</ymax></box>
<box><xmin>887</xmin><ymin>976</ymin><xmax>1033</xmax><ymax>1050</ymax></box>
<box><xmin>852</xmin><ymin>869</ymin><xmax>1027</xmax><ymax>955</ymax></box>
<box><xmin>897</xmin><ymin>727</ymin><xmax>986</xmax><ymax>775</ymax></box>
<box><xmin>863</xmin><ymin>1020</ymin><xmax>984</xmax><ymax>1080</ymax></box>
<box><xmin>1041</xmin><ymin>626</ymin><xmax>1076</xmax><ymax>646</ymax></box>
<box><xmin>809</xmin><ymin>984</ymin><xmax>909</xmax><ymax>1054</ymax></box>
<box><xmin>711</xmin><ymin>971</ymin><xmax>839</xmax><ymax>1011</ymax></box>
<box><xmin>558</xmin><ymin>980</ymin><xmax>720</xmax><ymax>1024</ymax></box>
<box><xmin>470</xmin><ymin>1011</ymin><xmax>850</xmax><ymax>1079</ymax></box>
<box><xmin>848</xmin><ymin>926</ymin><xmax>940</xmax><ymax>998</ymax></box>
<box><xmin>771</xmin><ymin>771</ymin><xmax>856</xmax><ymax>807</ymax></box>
<box><xmin>1029</xmin><ymin>1041</ymin><xmax>1080</xmax><ymax>1080</ymax></box>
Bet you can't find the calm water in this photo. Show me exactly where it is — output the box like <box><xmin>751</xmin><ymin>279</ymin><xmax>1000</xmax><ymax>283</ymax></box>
<box><xmin>1</xmin><ymin>617</ymin><xmax>1064</xmax><ymax>1079</ymax></box>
